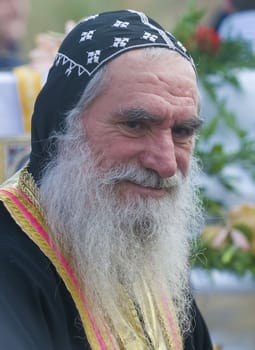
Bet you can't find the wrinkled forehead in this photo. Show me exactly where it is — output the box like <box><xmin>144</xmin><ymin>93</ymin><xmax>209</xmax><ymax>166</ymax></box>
<box><xmin>105</xmin><ymin>48</ymin><xmax>199</xmax><ymax>100</ymax></box>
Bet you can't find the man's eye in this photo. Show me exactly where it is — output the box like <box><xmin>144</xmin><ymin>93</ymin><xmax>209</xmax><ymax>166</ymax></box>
<box><xmin>125</xmin><ymin>121</ymin><xmax>144</xmax><ymax>129</ymax></box>
<box><xmin>172</xmin><ymin>126</ymin><xmax>194</xmax><ymax>139</ymax></box>
<box><xmin>118</xmin><ymin>120</ymin><xmax>148</xmax><ymax>137</ymax></box>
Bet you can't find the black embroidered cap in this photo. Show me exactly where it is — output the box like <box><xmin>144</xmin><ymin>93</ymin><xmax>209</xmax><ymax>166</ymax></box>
<box><xmin>55</xmin><ymin>10</ymin><xmax>194</xmax><ymax>77</ymax></box>
<box><xmin>28</xmin><ymin>9</ymin><xmax>195</xmax><ymax>182</ymax></box>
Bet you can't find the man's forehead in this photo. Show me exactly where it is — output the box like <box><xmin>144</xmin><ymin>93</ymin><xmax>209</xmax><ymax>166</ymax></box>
<box><xmin>106</xmin><ymin>50</ymin><xmax>198</xmax><ymax>104</ymax></box>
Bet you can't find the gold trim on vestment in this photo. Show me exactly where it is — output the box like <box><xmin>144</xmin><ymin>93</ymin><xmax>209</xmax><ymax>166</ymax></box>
<box><xmin>0</xmin><ymin>168</ymin><xmax>183</xmax><ymax>349</ymax></box>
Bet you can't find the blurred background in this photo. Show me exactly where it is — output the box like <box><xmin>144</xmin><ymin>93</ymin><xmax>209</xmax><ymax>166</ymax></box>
<box><xmin>23</xmin><ymin>0</ymin><xmax>222</xmax><ymax>56</ymax></box>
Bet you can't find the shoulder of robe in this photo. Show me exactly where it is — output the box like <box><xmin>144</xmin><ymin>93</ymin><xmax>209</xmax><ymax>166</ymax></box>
<box><xmin>0</xmin><ymin>202</ymin><xmax>88</xmax><ymax>350</ymax></box>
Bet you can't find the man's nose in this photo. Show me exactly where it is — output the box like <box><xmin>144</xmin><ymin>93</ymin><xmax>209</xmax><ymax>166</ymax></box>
<box><xmin>139</xmin><ymin>133</ymin><xmax>178</xmax><ymax>178</ymax></box>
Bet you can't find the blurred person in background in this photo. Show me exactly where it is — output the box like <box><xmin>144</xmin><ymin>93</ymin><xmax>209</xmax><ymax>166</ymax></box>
<box><xmin>210</xmin><ymin>0</ymin><xmax>235</xmax><ymax>31</ymax></box>
<box><xmin>211</xmin><ymin>0</ymin><xmax>255</xmax><ymax>50</ymax></box>
<box><xmin>0</xmin><ymin>0</ymin><xmax>30</xmax><ymax>69</ymax></box>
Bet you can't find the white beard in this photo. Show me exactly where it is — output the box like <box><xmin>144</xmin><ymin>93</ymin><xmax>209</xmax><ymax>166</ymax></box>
<box><xmin>39</xmin><ymin>122</ymin><xmax>203</xmax><ymax>335</ymax></box>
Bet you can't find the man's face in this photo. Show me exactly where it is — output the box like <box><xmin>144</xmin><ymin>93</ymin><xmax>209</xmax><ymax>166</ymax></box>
<box><xmin>40</xmin><ymin>52</ymin><xmax>202</xmax><ymax>328</ymax></box>
<box><xmin>84</xmin><ymin>50</ymin><xmax>199</xmax><ymax>199</ymax></box>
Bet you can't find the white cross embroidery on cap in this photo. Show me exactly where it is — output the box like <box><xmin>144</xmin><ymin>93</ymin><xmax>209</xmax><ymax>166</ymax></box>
<box><xmin>113</xmin><ymin>20</ymin><xmax>130</xmax><ymax>28</ymax></box>
<box><xmin>65</xmin><ymin>61</ymin><xmax>77</xmax><ymax>76</ymax></box>
<box><xmin>142</xmin><ymin>32</ymin><xmax>158</xmax><ymax>42</ymax></box>
<box><xmin>113</xmin><ymin>37</ymin><xmax>130</xmax><ymax>48</ymax></box>
<box><xmin>54</xmin><ymin>53</ymin><xmax>87</xmax><ymax>77</ymax></box>
<box><xmin>80</xmin><ymin>30</ymin><xmax>96</xmax><ymax>42</ymax></box>
<box><xmin>87</xmin><ymin>50</ymin><xmax>101</xmax><ymax>64</ymax></box>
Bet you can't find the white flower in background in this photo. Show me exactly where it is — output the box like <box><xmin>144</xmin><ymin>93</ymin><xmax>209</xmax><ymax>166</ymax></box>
<box><xmin>28</xmin><ymin>20</ymin><xmax>76</xmax><ymax>74</ymax></box>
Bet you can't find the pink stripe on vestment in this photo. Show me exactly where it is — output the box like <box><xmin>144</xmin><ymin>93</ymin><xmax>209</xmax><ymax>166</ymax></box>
<box><xmin>161</xmin><ymin>292</ymin><xmax>181</xmax><ymax>350</ymax></box>
<box><xmin>0</xmin><ymin>188</ymin><xmax>112</xmax><ymax>350</ymax></box>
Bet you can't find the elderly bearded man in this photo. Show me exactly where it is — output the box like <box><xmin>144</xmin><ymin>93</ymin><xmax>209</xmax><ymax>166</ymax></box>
<box><xmin>0</xmin><ymin>10</ymin><xmax>213</xmax><ymax>350</ymax></box>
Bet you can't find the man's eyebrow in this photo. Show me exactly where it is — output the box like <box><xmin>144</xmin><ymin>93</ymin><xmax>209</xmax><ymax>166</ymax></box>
<box><xmin>118</xmin><ymin>107</ymin><xmax>204</xmax><ymax>129</ymax></box>
<box><xmin>119</xmin><ymin>107</ymin><xmax>160</xmax><ymax>123</ymax></box>
<box><xmin>175</xmin><ymin>117</ymin><xmax>204</xmax><ymax>130</ymax></box>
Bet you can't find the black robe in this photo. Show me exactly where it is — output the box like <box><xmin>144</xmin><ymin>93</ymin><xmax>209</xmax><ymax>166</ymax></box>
<box><xmin>0</xmin><ymin>202</ymin><xmax>213</xmax><ymax>350</ymax></box>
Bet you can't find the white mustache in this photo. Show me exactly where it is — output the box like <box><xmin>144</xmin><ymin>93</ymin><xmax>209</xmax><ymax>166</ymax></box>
<box><xmin>102</xmin><ymin>165</ymin><xmax>183</xmax><ymax>190</ymax></box>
